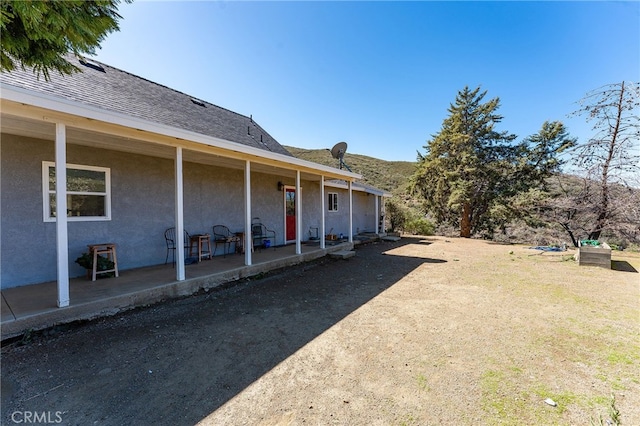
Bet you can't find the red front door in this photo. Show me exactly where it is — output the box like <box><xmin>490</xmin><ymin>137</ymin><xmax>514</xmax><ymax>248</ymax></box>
<box><xmin>285</xmin><ymin>188</ymin><xmax>296</xmax><ymax>241</ymax></box>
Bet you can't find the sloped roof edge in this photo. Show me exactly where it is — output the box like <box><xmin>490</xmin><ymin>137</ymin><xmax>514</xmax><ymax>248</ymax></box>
<box><xmin>325</xmin><ymin>179</ymin><xmax>392</xmax><ymax>197</ymax></box>
<box><xmin>1</xmin><ymin>84</ymin><xmax>362</xmax><ymax>180</ymax></box>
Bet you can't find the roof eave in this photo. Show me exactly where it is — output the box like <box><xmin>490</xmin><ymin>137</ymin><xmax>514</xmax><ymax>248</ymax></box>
<box><xmin>0</xmin><ymin>84</ymin><xmax>362</xmax><ymax>181</ymax></box>
<box><xmin>324</xmin><ymin>179</ymin><xmax>392</xmax><ymax>197</ymax></box>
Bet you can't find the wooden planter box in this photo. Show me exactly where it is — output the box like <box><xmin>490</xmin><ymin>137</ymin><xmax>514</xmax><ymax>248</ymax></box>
<box><xmin>577</xmin><ymin>242</ymin><xmax>611</xmax><ymax>269</ymax></box>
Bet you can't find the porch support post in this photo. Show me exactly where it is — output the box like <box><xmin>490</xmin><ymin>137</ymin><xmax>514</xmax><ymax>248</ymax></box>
<box><xmin>55</xmin><ymin>123</ymin><xmax>70</xmax><ymax>308</ymax></box>
<box><xmin>375</xmin><ymin>195</ymin><xmax>380</xmax><ymax>234</ymax></box>
<box><xmin>320</xmin><ymin>176</ymin><xmax>325</xmax><ymax>249</ymax></box>
<box><xmin>175</xmin><ymin>147</ymin><xmax>186</xmax><ymax>281</ymax></box>
<box><xmin>348</xmin><ymin>180</ymin><xmax>353</xmax><ymax>243</ymax></box>
<box><xmin>295</xmin><ymin>170</ymin><xmax>301</xmax><ymax>254</ymax></box>
<box><xmin>244</xmin><ymin>160</ymin><xmax>252</xmax><ymax>266</ymax></box>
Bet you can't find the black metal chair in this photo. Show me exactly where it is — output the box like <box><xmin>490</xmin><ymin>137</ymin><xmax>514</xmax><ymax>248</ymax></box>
<box><xmin>251</xmin><ymin>221</ymin><xmax>276</xmax><ymax>251</ymax></box>
<box><xmin>212</xmin><ymin>225</ymin><xmax>240</xmax><ymax>257</ymax></box>
<box><xmin>164</xmin><ymin>227</ymin><xmax>191</xmax><ymax>266</ymax></box>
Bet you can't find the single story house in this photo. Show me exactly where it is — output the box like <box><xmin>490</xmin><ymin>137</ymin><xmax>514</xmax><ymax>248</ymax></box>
<box><xmin>0</xmin><ymin>55</ymin><xmax>390</xmax><ymax>308</ymax></box>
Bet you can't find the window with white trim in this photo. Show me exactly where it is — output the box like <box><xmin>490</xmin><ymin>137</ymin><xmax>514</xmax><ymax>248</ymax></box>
<box><xmin>328</xmin><ymin>192</ymin><xmax>338</xmax><ymax>212</ymax></box>
<box><xmin>43</xmin><ymin>162</ymin><xmax>111</xmax><ymax>222</ymax></box>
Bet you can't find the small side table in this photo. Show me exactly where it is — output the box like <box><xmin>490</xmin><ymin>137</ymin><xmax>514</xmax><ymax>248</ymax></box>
<box><xmin>87</xmin><ymin>243</ymin><xmax>119</xmax><ymax>281</ymax></box>
<box><xmin>190</xmin><ymin>234</ymin><xmax>211</xmax><ymax>262</ymax></box>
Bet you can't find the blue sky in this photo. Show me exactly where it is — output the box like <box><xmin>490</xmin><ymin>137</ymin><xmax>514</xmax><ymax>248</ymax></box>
<box><xmin>93</xmin><ymin>1</ymin><xmax>639</xmax><ymax>162</ymax></box>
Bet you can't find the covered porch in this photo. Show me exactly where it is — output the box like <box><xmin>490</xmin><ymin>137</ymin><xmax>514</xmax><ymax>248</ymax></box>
<box><xmin>1</xmin><ymin>89</ymin><xmax>368</xmax><ymax>317</ymax></box>
<box><xmin>1</xmin><ymin>241</ymin><xmax>355</xmax><ymax>339</ymax></box>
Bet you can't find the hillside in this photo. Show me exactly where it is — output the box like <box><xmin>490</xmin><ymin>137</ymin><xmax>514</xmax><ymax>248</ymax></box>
<box><xmin>284</xmin><ymin>146</ymin><xmax>416</xmax><ymax>196</ymax></box>
<box><xmin>285</xmin><ymin>146</ymin><xmax>640</xmax><ymax>247</ymax></box>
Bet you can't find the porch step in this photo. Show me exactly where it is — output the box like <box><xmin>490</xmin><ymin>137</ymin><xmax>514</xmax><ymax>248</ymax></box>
<box><xmin>381</xmin><ymin>236</ymin><xmax>401</xmax><ymax>242</ymax></box>
<box><xmin>329</xmin><ymin>250</ymin><xmax>356</xmax><ymax>260</ymax></box>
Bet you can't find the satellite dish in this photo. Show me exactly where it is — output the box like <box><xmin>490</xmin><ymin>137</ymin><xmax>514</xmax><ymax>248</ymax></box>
<box><xmin>330</xmin><ymin>141</ymin><xmax>348</xmax><ymax>160</ymax></box>
<box><xmin>329</xmin><ymin>141</ymin><xmax>352</xmax><ymax>172</ymax></box>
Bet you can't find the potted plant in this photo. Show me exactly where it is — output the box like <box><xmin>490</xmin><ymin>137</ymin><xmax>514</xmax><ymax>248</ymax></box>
<box><xmin>75</xmin><ymin>252</ymin><xmax>116</xmax><ymax>278</ymax></box>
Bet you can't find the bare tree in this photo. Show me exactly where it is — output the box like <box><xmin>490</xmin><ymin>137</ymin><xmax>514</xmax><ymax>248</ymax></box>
<box><xmin>569</xmin><ymin>81</ymin><xmax>640</xmax><ymax>241</ymax></box>
<box><xmin>539</xmin><ymin>175</ymin><xmax>592</xmax><ymax>247</ymax></box>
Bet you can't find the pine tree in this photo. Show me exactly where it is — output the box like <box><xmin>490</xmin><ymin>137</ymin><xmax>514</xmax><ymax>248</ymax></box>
<box><xmin>1</xmin><ymin>0</ymin><xmax>130</xmax><ymax>81</ymax></box>
<box><xmin>412</xmin><ymin>86</ymin><xmax>574</xmax><ymax>238</ymax></box>
<box><xmin>412</xmin><ymin>86</ymin><xmax>517</xmax><ymax>237</ymax></box>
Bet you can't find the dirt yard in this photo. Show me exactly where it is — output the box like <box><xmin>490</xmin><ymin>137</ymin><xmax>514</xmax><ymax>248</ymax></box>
<box><xmin>2</xmin><ymin>236</ymin><xmax>639</xmax><ymax>425</ymax></box>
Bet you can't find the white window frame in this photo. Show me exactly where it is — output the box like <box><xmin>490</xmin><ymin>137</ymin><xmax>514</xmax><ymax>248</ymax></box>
<box><xmin>42</xmin><ymin>161</ymin><xmax>111</xmax><ymax>222</ymax></box>
<box><xmin>328</xmin><ymin>192</ymin><xmax>338</xmax><ymax>212</ymax></box>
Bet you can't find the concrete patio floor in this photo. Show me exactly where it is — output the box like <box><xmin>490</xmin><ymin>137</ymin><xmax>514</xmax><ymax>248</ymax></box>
<box><xmin>1</xmin><ymin>241</ymin><xmax>355</xmax><ymax>340</ymax></box>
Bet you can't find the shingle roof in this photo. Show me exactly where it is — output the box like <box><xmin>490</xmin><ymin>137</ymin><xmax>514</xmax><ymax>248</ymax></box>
<box><xmin>0</xmin><ymin>56</ymin><xmax>293</xmax><ymax>157</ymax></box>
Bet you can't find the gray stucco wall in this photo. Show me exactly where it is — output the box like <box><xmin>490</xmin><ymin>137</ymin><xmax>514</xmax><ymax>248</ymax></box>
<box><xmin>1</xmin><ymin>133</ymin><xmax>179</xmax><ymax>287</ymax></box>
<box><xmin>0</xmin><ymin>134</ymin><xmax>314</xmax><ymax>288</ymax></box>
<box><xmin>1</xmin><ymin>133</ymin><xmax>380</xmax><ymax>289</ymax></box>
<box><xmin>352</xmin><ymin>191</ymin><xmax>377</xmax><ymax>234</ymax></box>
<box><xmin>324</xmin><ymin>189</ymin><xmax>346</xmax><ymax>238</ymax></box>
<box><xmin>324</xmin><ymin>188</ymin><xmax>379</xmax><ymax>238</ymax></box>
<box><xmin>298</xmin><ymin>181</ymin><xmax>322</xmax><ymax>241</ymax></box>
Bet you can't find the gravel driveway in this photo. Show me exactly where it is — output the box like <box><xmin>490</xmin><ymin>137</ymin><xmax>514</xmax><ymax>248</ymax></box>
<box><xmin>2</xmin><ymin>236</ymin><xmax>638</xmax><ymax>425</ymax></box>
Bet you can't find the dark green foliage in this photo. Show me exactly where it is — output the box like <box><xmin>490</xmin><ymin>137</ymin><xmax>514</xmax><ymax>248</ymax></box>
<box><xmin>286</xmin><ymin>142</ymin><xmax>638</xmax><ymax>246</ymax></box>
<box><xmin>403</xmin><ymin>215</ymin><xmax>435</xmax><ymax>236</ymax></box>
<box><xmin>411</xmin><ymin>86</ymin><xmax>575</xmax><ymax>238</ymax></box>
<box><xmin>75</xmin><ymin>252</ymin><xmax>115</xmax><ymax>276</ymax></box>
<box><xmin>384</xmin><ymin>199</ymin><xmax>407</xmax><ymax>232</ymax></box>
<box><xmin>514</xmin><ymin>121</ymin><xmax>577</xmax><ymax>191</ymax></box>
<box><xmin>411</xmin><ymin>86</ymin><xmax>515</xmax><ymax>237</ymax></box>
<box><xmin>1</xmin><ymin>0</ymin><xmax>130</xmax><ymax>80</ymax></box>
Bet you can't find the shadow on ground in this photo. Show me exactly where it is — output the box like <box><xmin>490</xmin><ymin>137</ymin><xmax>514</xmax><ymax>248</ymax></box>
<box><xmin>1</xmin><ymin>238</ymin><xmax>441</xmax><ymax>425</ymax></box>
<box><xmin>611</xmin><ymin>260</ymin><xmax>639</xmax><ymax>273</ymax></box>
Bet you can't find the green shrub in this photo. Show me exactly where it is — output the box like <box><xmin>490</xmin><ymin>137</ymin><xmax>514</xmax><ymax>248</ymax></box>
<box><xmin>404</xmin><ymin>217</ymin><xmax>435</xmax><ymax>236</ymax></box>
<box><xmin>75</xmin><ymin>252</ymin><xmax>115</xmax><ymax>276</ymax></box>
<box><xmin>386</xmin><ymin>199</ymin><xmax>408</xmax><ymax>232</ymax></box>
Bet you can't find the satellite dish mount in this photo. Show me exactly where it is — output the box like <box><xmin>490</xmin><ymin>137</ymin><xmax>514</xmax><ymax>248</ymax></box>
<box><xmin>330</xmin><ymin>141</ymin><xmax>352</xmax><ymax>172</ymax></box>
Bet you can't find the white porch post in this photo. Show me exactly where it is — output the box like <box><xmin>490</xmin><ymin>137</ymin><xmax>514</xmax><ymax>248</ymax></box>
<box><xmin>348</xmin><ymin>180</ymin><xmax>353</xmax><ymax>243</ymax></box>
<box><xmin>175</xmin><ymin>147</ymin><xmax>185</xmax><ymax>281</ymax></box>
<box><xmin>381</xmin><ymin>197</ymin><xmax>386</xmax><ymax>233</ymax></box>
<box><xmin>375</xmin><ymin>195</ymin><xmax>380</xmax><ymax>234</ymax></box>
<box><xmin>320</xmin><ymin>176</ymin><xmax>325</xmax><ymax>249</ymax></box>
<box><xmin>244</xmin><ymin>160</ymin><xmax>252</xmax><ymax>266</ymax></box>
<box><xmin>55</xmin><ymin>123</ymin><xmax>70</xmax><ymax>307</ymax></box>
<box><xmin>295</xmin><ymin>170</ymin><xmax>301</xmax><ymax>254</ymax></box>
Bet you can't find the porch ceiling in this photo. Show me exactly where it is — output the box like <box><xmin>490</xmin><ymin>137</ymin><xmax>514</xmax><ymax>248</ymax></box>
<box><xmin>1</xmin><ymin>112</ymin><xmax>315</xmax><ymax>181</ymax></box>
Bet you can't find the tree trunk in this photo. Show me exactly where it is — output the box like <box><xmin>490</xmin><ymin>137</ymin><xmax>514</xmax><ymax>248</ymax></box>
<box><xmin>460</xmin><ymin>202</ymin><xmax>472</xmax><ymax>238</ymax></box>
<box><xmin>588</xmin><ymin>82</ymin><xmax>624</xmax><ymax>242</ymax></box>
<box><xmin>588</xmin><ymin>210</ymin><xmax>606</xmax><ymax>241</ymax></box>
<box><xmin>561</xmin><ymin>223</ymin><xmax>579</xmax><ymax>247</ymax></box>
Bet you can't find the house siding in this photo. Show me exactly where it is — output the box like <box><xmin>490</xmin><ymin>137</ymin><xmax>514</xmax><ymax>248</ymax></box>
<box><xmin>0</xmin><ymin>133</ymin><xmax>305</xmax><ymax>289</ymax></box>
<box><xmin>324</xmin><ymin>188</ymin><xmax>378</xmax><ymax>238</ymax></box>
<box><xmin>299</xmin><ymin>181</ymin><xmax>322</xmax><ymax>241</ymax></box>
<box><xmin>352</xmin><ymin>190</ymin><xmax>377</xmax><ymax>234</ymax></box>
